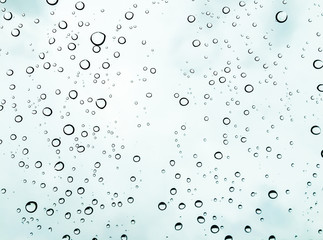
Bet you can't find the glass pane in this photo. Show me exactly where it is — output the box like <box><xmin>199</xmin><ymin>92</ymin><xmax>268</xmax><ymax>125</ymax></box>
<box><xmin>0</xmin><ymin>0</ymin><xmax>322</xmax><ymax>239</ymax></box>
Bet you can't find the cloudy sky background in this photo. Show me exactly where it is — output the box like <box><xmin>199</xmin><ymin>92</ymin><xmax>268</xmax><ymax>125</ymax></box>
<box><xmin>0</xmin><ymin>0</ymin><xmax>322</xmax><ymax>239</ymax></box>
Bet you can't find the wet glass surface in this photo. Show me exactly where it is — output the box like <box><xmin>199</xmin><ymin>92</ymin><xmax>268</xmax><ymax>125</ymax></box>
<box><xmin>0</xmin><ymin>0</ymin><xmax>322</xmax><ymax>239</ymax></box>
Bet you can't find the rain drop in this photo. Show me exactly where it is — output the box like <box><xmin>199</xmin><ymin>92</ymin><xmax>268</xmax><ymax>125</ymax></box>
<box><xmin>95</xmin><ymin>98</ymin><xmax>107</xmax><ymax>109</ymax></box>
<box><xmin>63</xmin><ymin>124</ymin><xmax>75</xmax><ymax>135</ymax></box>
<box><xmin>187</xmin><ymin>15</ymin><xmax>196</xmax><ymax>23</ymax></box>
<box><xmin>75</xmin><ymin>1</ymin><xmax>85</xmax><ymax>10</ymax></box>
<box><xmin>25</xmin><ymin>201</ymin><xmax>37</xmax><ymax>213</ymax></box>
<box><xmin>268</xmin><ymin>190</ymin><xmax>278</xmax><ymax>199</ymax></box>
<box><xmin>179</xmin><ymin>97</ymin><xmax>189</xmax><ymax>106</ymax></box>
<box><xmin>210</xmin><ymin>225</ymin><xmax>220</xmax><ymax>233</ymax></box>
<box><xmin>275</xmin><ymin>11</ymin><xmax>288</xmax><ymax>23</ymax></box>
<box><xmin>90</xmin><ymin>32</ymin><xmax>106</xmax><ymax>46</ymax></box>
<box><xmin>125</xmin><ymin>11</ymin><xmax>134</xmax><ymax>20</ymax></box>
<box><xmin>84</xmin><ymin>206</ymin><xmax>93</xmax><ymax>215</ymax></box>
<box><xmin>54</xmin><ymin>161</ymin><xmax>64</xmax><ymax>171</ymax></box>
<box><xmin>46</xmin><ymin>0</ymin><xmax>58</xmax><ymax>5</ymax></box>
<box><xmin>313</xmin><ymin>60</ymin><xmax>323</xmax><ymax>69</ymax></box>
<box><xmin>79</xmin><ymin>59</ymin><xmax>90</xmax><ymax>70</ymax></box>
<box><xmin>311</xmin><ymin>125</ymin><xmax>321</xmax><ymax>135</ymax></box>
<box><xmin>46</xmin><ymin>208</ymin><xmax>54</xmax><ymax>216</ymax></box>
<box><xmin>158</xmin><ymin>202</ymin><xmax>167</xmax><ymax>211</ymax></box>
<box><xmin>174</xmin><ymin>222</ymin><xmax>183</xmax><ymax>231</ymax></box>
<box><xmin>244</xmin><ymin>225</ymin><xmax>252</xmax><ymax>233</ymax></box>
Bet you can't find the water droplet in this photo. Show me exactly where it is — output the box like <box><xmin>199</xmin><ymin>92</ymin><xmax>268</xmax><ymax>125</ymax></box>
<box><xmin>75</xmin><ymin>1</ymin><xmax>85</xmax><ymax>10</ymax></box>
<box><xmin>223</xmin><ymin>117</ymin><xmax>231</xmax><ymax>125</ymax></box>
<box><xmin>90</xmin><ymin>32</ymin><xmax>106</xmax><ymax>46</ymax></box>
<box><xmin>46</xmin><ymin>0</ymin><xmax>59</xmax><ymax>5</ymax></box>
<box><xmin>58</xmin><ymin>20</ymin><xmax>68</xmax><ymax>29</ymax></box>
<box><xmin>127</xmin><ymin>197</ymin><xmax>134</xmax><ymax>204</ymax></box>
<box><xmin>25</xmin><ymin>201</ymin><xmax>37</xmax><ymax>213</ymax></box>
<box><xmin>35</xmin><ymin>161</ymin><xmax>42</xmax><ymax>168</ymax></box>
<box><xmin>118</xmin><ymin>36</ymin><xmax>126</xmax><ymax>44</ymax></box>
<box><xmin>68</xmin><ymin>42</ymin><xmax>76</xmax><ymax>51</ymax></box>
<box><xmin>3</xmin><ymin>12</ymin><xmax>12</xmax><ymax>20</ymax></box>
<box><xmin>54</xmin><ymin>161</ymin><xmax>64</xmax><ymax>171</ymax></box>
<box><xmin>26</xmin><ymin>66</ymin><xmax>34</xmax><ymax>74</ymax></box>
<box><xmin>192</xmin><ymin>39</ymin><xmax>201</xmax><ymax>47</ymax></box>
<box><xmin>96</xmin><ymin>98</ymin><xmax>107</xmax><ymax>109</ymax></box>
<box><xmin>179</xmin><ymin>97</ymin><xmax>189</xmax><ymax>106</ymax></box>
<box><xmin>311</xmin><ymin>125</ymin><xmax>321</xmax><ymax>135</ymax></box>
<box><xmin>69</xmin><ymin>90</ymin><xmax>78</xmax><ymax>99</ymax></box>
<box><xmin>178</xmin><ymin>202</ymin><xmax>186</xmax><ymax>210</ymax></box>
<box><xmin>255</xmin><ymin>208</ymin><xmax>262</xmax><ymax>214</ymax></box>
<box><xmin>214</xmin><ymin>151</ymin><xmax>223</xmax><ymax>160</ymax></box>
<box><xmin>313</xmin><ymin>60</ymin><xmax>323</xmax><ymax>69</ymax></box>
<box><xmin>268</xmin><ymin>190</ymin><xmax>278</xmax><ymax>199</ymax></box>
<box><xmin>51</xmin><ymin>138</ymin><xmax>61</xmax><ymax>147</ymax></box>
<box><xmin>222</xmin><ymin>6</ymin><xmax>230</xmax><ymax>14</ymax></box>
<box><xmin>210</xmin><ymin>225</ymin><xmax>220</xmax><ymax>233</ymax></box>
<box><xmin>102</xmin><ymin>62</ymin><xmax>110</xmax><ymax>69</ymax></box>
<box><xmin>63</xmin><ymin>124</ymin><xmax>75</xmax><ymax>135</ymax></box>
<box><xmin>239</xmin><ymin>1</ymin><xmax>246</xmax><ymax>7</ymax></box>
<box><xmin>244</xmin><ymin>84</ymin><xmax>254</xmax><ymax>93</ymax></box>
<box><xmin>65</xmin><ymin>212</ymin><xmax>71</xmax><ymax>219</ymax></box>
<box><xmin>84</xmin><ymin>206</ymin><xmax>93</xmax><ymax>215</ymax></box>
<box><xmin>125</xmin><ymin>11</ymin><xmax>134</xmax><ymax>20</ymax></box>
<box><xmin>170</xmin><ymin>188</ymin><xmax>177</xmax><ymax>195</ymax></box>
<box><xmin>244</xmin><ymin>225</ymin><xmax>252</xmax><ymax>233</ymax></box>
<box><xmin>194</xmin><ymin>200</ymin><xmax>203</xmax><ymax>208</ymax></box>
<box><xmin>275</xmin><ymin>11</ymin><xmax>288</xmax><ymax>23</ymax></box>
<box><xmin>197</xmin><ymin>216</ymin><xmax>205</xmax><ymax>223</ymax></box>
<box><xmin>15</xmin><ymin>115</ymin><xmax>23</xmax><ymax>123</ymax></box>
<box><xmin>62</xmin><ymin>235</ymin><xmax>71</xmax><ymax>240</ymax></box>
<box><xmin>133</xmin><ymin>155</ymin><xmax>141</xmax><ymax>162</ymax></box>
<box><xmin>42</xmin><ymin>107</ymin><xmax>53</xmax><ymax>116</ymax></box>
<box><xmin>79</xmin><ymin>59</ymin><xmax>90</xmax><ymax>70</ymax></box>
<box><xmin>317</xmin><ymin>84</ymin><xmax>323</xmax><ymax>92</ymax></box>
<box><xmin>121</xmin><ymin>234</ymin><xmax>128</xmax><ymax>240</ymax></box>
<box><xmin>158</xmin><ymin>202</ymin><xmax>167</xmax><ymax>211</ymax></box>
<box><xmin>174</xmin><ymin>222</ymin><xmax>183</xmax><ymax>231</ymax></box>
<box><xmin>187</xmin><ymin>15</ymin><xmax>196</xmax><ymax>23</ymax></box>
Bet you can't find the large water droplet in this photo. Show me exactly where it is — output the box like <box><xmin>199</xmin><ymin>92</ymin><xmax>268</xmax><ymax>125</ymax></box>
<box><xmin>63</xmin><ymin>124</ymin><xmax>75</xmax><ymax>135</ymax></box>
<box><xmin>158</xmin><ymin>202</ymin><xmax>167</xmax><ymax>211</ymax></box>
<box><xmin>90</xmin><ymin>32</ymin><xmax>106</xmax><ymax>46</ymax></box>
<box><xmin>174</xmin><ymin>222</ymin><xmax>183</xmax><ymax>231</ymax></box>
<box><xmin>95</xmin><ymin>98</ymin><xmax>107</xmax><ymax>109</ymax></box>
<box><xmin>268</xmin><ymin>190</ymin><xmax>278</xmax><ymax>199</ymax></box>
<box><xmin>25</xmin><ymin>201</ymin><xmax>38</xmax><ymax>213</ymax></box>
<box><xmin>313</xmin><ymin>60</ymin><xmax>323</xmax><ymax>69</ymax></box>
<box><xmin>244</xmin><ymin>225</ymin><xmax>252</xmax><ymax>233</ymax></box>
<box><xmin>75</xmin><ymin>1</ymin><xmax>85</xmax><ymax>10</ymax></box>
<box><xmin>79</xmin><ymin>59</ymin><xmax>90</xmax><ymax>70</ymax></box>
<box><xmin>54</xmin><ymin>161</ymin><xmax>64</xmax><ymax>171</ymax></box>
<box><xmin>46</xmin><ymin>208</ymin><xmax>54</xmax><ymax>216</ymax></box>
<box><xmin>311</xmin><ymin>125</ymin><xmax>321</xmax><ymax>135</ymax></box>
<box><xmin>125</xmin><ymin>11</ymin><xmax>134</xmax><ymax>20</ymax></box>
<box><xmin>84</xmin><ymin>206</ymin><xmax>93</xmax><ymax>215</ymax></box>
<box><xmin>210</xmin><ymin>225</ymin><xmax>220</xmax><ymax>233</ymax></box>
<box><xmin>275</xmin><ymin>11</ymin><xmax>288</xmax><ymax>23</ymax></box>
<box><xmin>46</xmin><ymin>0</ymin><xmax>59</xmax><ymax>5</ymax></box>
